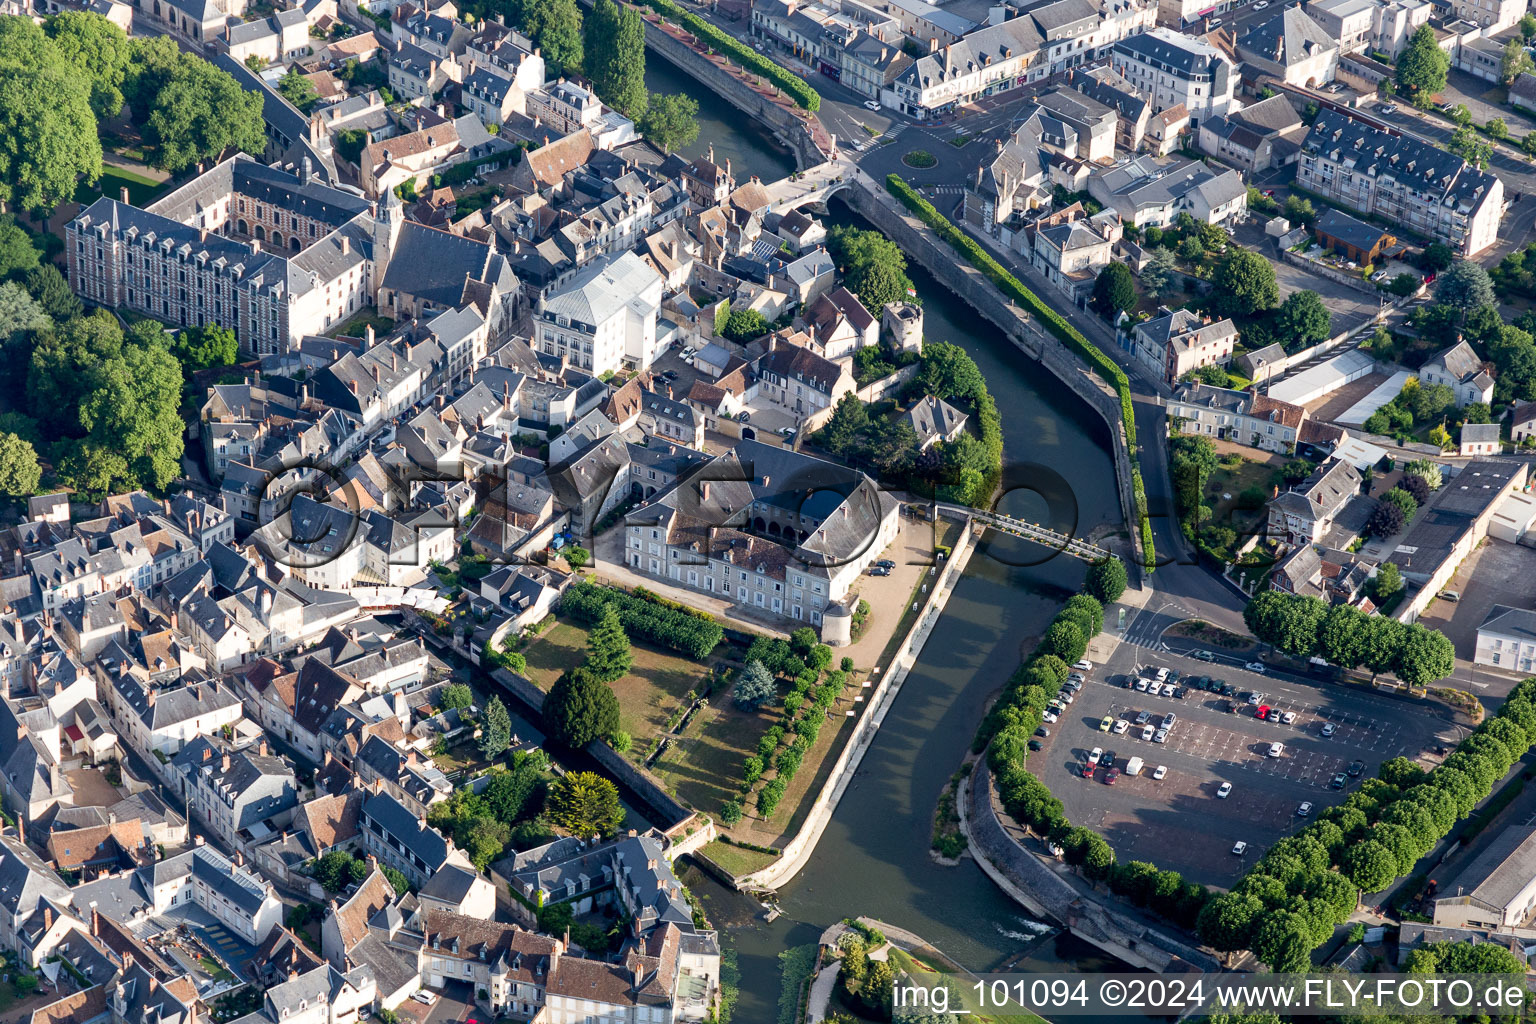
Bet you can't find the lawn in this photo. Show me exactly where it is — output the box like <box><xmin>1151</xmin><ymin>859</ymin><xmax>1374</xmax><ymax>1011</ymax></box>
<box><xmin>1199</xmin><ymin>457</ymin><xmax>1283</xmax><ymax>560</ymax></box>
<box><xmin>520</xmin><ymin>620</ymin><xmax>715</xmax><ymax>762</ymax></box>
<box><xmin>429</xmin><ymin>739</ymin><xmax>483</xmax><ymax>775</ymax></box>
<box><xmin>75</xmin><ymin>163</ymin><xmax>170</xmax><ymax>207</ymax></box>
<box><xmin>327</xmin><ymin>308</ymin><xmax>396</xmax><ymax>340</ymax></box>
<box><xmin>697</xmin><ymin>839</ymin><xmax>779</xmax><ymax>875</ymax></box>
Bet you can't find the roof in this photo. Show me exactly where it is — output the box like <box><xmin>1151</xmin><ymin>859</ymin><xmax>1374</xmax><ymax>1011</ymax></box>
<box><xmin>1115</xmin><ymin>26</ymin><xmax>1231</xmax><ymax>76</ymax></box>
<box><xmin>1315</xmin><ymin>208</ymin><xmax>1392</xmax><ymax>252</ymax></box>
<box><xmin>540</xmin><ymin>251</ymin><xmax>661</xmax><ymax>328</ymax></box>
<box><xmin>903</xmin><ymin>395</ymin><xmax>968</xmax><ymax>442</ymax></box>
<box><xmin>1480</xmin><ymin>605</ymin><xmax>1536</xmax><ymax>642</ymax></box>
<box><xmin>1443</xmin><ymin>824</ymin><xmax>1536</xmax><ymax>911</ymax></box>
<box><xmin>1238</xmin><ymin>6</ymin><xmax>1337</xmax><ymax>68</ymax></box>
<box><xmin>1461</xmin><ymin>422</ymin><xmax>1501</xmax><ymax>443</ymax></box>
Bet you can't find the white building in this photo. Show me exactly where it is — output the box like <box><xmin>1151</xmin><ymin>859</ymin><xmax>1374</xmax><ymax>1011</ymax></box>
<box><xmin>535</xmin><ymin>252</ymin><xmax>664</xmax><ymax>377</ymax></box>
<box><xmin>1477</xmin><ymin>606</ymin><xmax>1536</xmax><ymax>671</ymax></box>
<box><xmin>1111</xmin><ymin>28</ymin><xmax>1236</xmax><ymax>129</ymax></box>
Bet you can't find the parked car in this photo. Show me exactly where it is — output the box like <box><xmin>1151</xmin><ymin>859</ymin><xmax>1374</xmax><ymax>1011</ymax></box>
<box><xmin>1245</xmin><ymin>662</ymin><xmax>1266</xmax><ymax>673</ymax></box>
<box><xmin>413</xmin><ymin>993</ymin><xmax>438</xmax><ymax>1006</ymax></box>
<box><xmin>1268</xmin><ymin>741</ymin><xmax>1285</xmax><ymax>757</ymax></box>
<box><xmin>1087</xmin><ymin>747</ymin><xmax>1103</xmax><ymax>765</ymax></box>
<box><xmin>1217</xmin><ymin>781</ymin><xmax>1232</xmax><ymax>799</ymax></box>
<box><xmin>1321</xmin><ymin>722</ymin><xmax>1337</xmax><ymax>737</ymax></box>
<box><xmin>1162</xmin><ymin>712</ymin><xmax>1177</xmax><ymax>727</ymax></box>
<box><xmin>1068</xmin><ymin>673</ymin><xmax>1086</xmax><ymax>686</ymax></box>
<box><xmin>1152</xmin><ymin>764</ymin><xmax>1168</xmax><ymax>780</ymax></box>
<box><xmin>1134</xmin><ymin>678</ymin><xmax>1150</xmax><ymax>692</ymax></box>
<box><xmin>1057</xmin><ymin>690</ymin><xmax>1075</xmax><ymax>705</ymax></box>
<box><xmin>1073</xmin><ymin>659</ymin><xmax>1093</xmax><ymax>671</ymax></box>
<box><xmin>1153</xmin><ymin>728</ymin><xmax>1169</xmax><ymax>744</ymax></box>
<box><xmin>1161</xmin><ymin>682</ymin><xmax>1178</xmax><ymax>697</ymax></box>
<box><xmin>1247</xmin><ymin>692</ymin><xmax>1265</xmax><ymax>705</ymax></box>
<box><xmin>876</xmin><ymin>559</ymin><xmax>896</xmax><ymax>569</ymax></box>
<box><xmin>1380</xmin><ymin>102</ymin><xmax>1398</xmax><ymax>113</ymax></box>
<box><xmin>864</xmin><ymin>99</ymin><xmax>881</xmax><ymax>111</ymax></box>
<box><xmin>1029</xmin><ymin>739</ymin><xmax>1044</xmax><ymax>751</ymax></box>
<box><xmin>1297</xmin><ymin>801</ymin><xmax>1313</xmax><ymax>817</ymax></box>
<box><xmin>1064</xmin><ymin>679</ymin><xmax>1083</xmax><ymax>692</ymax></box>
<box><xmin>1330</xmin><ymin>772</ymin><xmax>1348</xmax><ymax>789</ymax></box>
<box><xmin>1348</xmin><ymin>760</ymin><xmax>1366</xmax><ymax>777</ymax></box>
<box><xmin>868</xmin><ymin>566</ymin><xmax>891</xmax><ymax>576</ymax></box>
<box><xmin>1135</xmin><ymin>710</ymin><xmax>1151</xmax><ymax>725</ymax></box>
<box><xmin>1255</xmin><ymin>704</ymin><xmax>1271</xmax><ymax>719</ymax></box>
<box><xmin>1112</xmin><ymin>720</ymin><xmax>1130</xmax><ymax>735</ymax></box>
<box><xmin>1232</xmin><ymin>840</ymin><xmax>1247</xmax><ymax>855</ymax></box>
<box><xmin>1192</xmin><ymin>650</ymin><xmax>1217</xmax><ymax>662</ymax></box>
<box><xmin>1102</xmin><ymin>751</ymin><xmax>1117</xmax><ymax>769</ymax></box>
<box><xmin>1103</xmin><ymin>768</ymin><xmax>1121</xmax><ymax>784</ymax></box>
<box><xmin>1141</xmin><ymin>725</ymin><xmax>1156</xmax><ymax>741</ymax></box>
<box><xmin>1099</xmin><ymin>715</ymin><xmax>1115</xmax><ymax>732</ymax></box>
<box><xmin>1042</xmin><ymin>710</ymin><xmax>1059</xmax><ymax>723</ymax></box>
<box><xmin>1035</xmin><ymin>726</ymin><xmax>1050</xmax><ymax>737</ymax></box>
<box><xmin>1282</xmin><ymin>711</ymin><xmax>1297</xmax><ymax>724</ymax></box>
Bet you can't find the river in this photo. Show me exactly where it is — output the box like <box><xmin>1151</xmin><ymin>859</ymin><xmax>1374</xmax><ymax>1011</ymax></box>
<box><xmin>634</xmin><ymin>63</ymin><xmax>1131</xmax><ymax>1021</ymax></box>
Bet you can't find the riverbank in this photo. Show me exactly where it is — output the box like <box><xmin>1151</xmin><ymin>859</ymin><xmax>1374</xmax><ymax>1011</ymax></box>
<box><xmin>733</xmin><ymin>513</ymin><xmax>981</xmax><ymax>889</ymax></box>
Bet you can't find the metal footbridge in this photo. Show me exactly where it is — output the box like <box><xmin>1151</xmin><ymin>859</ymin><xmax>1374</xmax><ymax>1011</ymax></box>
<box><xmin>934</xmin><ymin>503</ymin><xmax>1112</xmax><ymax>563</ymax></box>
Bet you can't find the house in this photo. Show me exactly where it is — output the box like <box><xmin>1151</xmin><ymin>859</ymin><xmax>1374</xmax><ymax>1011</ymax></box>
<box><xmin>1297</xmin><ymin>110</ymin><xmax>1504</xmax><ymax>257</ymax></box>
<box><xmin>1433</xmin><ymin>824</ymin><xmax>1536</xmax><ymax>929</ymax></box>
<box><xmin>417</xmin><ymin>863</ymin><xmax>496</xmax><ymax>919</ymax></box>
<box><xmin>174</xmin><ymin>739</ymin><xmax>299</xmax><ymax>852</ymax></box>
<box><xmin>0</xmin><ymin>831</ymin><xmax>76</xmax><ymax>968</ymax></box>
<box><xmin>358</xmin><ymin>790</ymin><xmax>473</xmax><ymax>888</ymax></box>
<box><xmin>1511</xmin><ymin>402</ymin><xmax>1536</xmax><ymax>444</ymax></box>
<box><xmin>1269</xmin><ymin>545</ymin><xmax>1378</xmax><ymax>608</ymax></box>
<box><xmin>753</xmin><ymin>340</ymin><xmax>856</xmax><ymax>420</ymax></box>
<box><xmin>1168</xmin><ymin>384</ymin><xmax>1309</xmax><ymax>454</ymax></box>
<box><xmin>1268</xmin><ymin>459</ymin><xmax>1364</xmax><ymax>545</ymax></box>
<box><xmin>1134</xmin><ymin>308</ymin><xmax>1238</xmax><ymax>385</ymax></box>
<box><xmin>803</xmin><ymin>287</ymin><xmax>877</xmax><ymax>362</ymax></box>
<box><xmin>1197</xmin><ymin>94</ymin><xmax>1307</xmax><ymax>173</ymax></box>
<box><xmin>1111</xmin><ymin>28</ymin><xmax>1236</xmax><ymax>130</ymax></box>
<box><xmin>1476</xmin><ymin>605</ymin><xmax>1536</xmax><ymax>671</ymax></box>
<box><xmin>1314</xmin><ymin>208</ymin><xmax>1398</xmax><ymax>265</ymax></box>
<box><xmin>1459</xmin><ymin>421</ymin><xmax>1501</xmax><ymax>456</ymax></box>
<box><xmin>1510</xmin><ymin>72</ymin><xmax>1536</xmax><ymax>115</ymax></box>
<box><xmin>1420</xmin><ymin>340</ymin><xmax>1495</xmax><ymax>407</ymax></box>
<box><xmin>1088</xmin><ymin>155</ymin><xmax>1246</xmax><ymax>228</ymax></box>
<box><xmin>535</xmin><ymin>252</ymin><xmax>664</xmax><ymax>377</ymax></box>
<box><xmin>1236</xmin><ymin>6</ymin><xmax>1340</xmax><ymax>86</ymax></box>
<box><xmin>223</xmin><ymin>8</ymin><xmax>309</xmax><ymax>66</ymax></box>
<box><xmin>903</xmin><ymin>396</ymin><xmax>968</xmax><ymax>450</ymax></box>
<box><xmin>1235</xmin><ymin>342</ymin><xmax>1288</xmax><ymax>385</ymax></box>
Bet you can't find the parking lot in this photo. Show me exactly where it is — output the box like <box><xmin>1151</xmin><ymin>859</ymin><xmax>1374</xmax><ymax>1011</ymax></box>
<box><xmin>1415</xmin><ymin>539</ymin><xmax>1536</xmax><ymax>682</ymax></box>
<box><xmin>1031</xmin><ymin>644</ymin><xmax>1457</xmax><ymax>886</ymax></box>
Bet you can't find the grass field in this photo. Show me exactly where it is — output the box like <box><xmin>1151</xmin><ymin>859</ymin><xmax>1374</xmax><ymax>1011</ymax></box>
<box><xmin>520</xmin><ymin>620</ymin><xmax>713</xmax><ymax>763</ymax></box>
<box><xmin>75</xmin><ymin>163</ymin><xmax>170</xmax><ymax>207</ymax></box>
<box><xmin>697</xmin><ymin>839</ymin><xmax>778</xmax><ymax>876</ymax></box>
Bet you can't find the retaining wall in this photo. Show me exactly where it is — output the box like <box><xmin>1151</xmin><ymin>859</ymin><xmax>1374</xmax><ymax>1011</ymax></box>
<box><xmin>736</xmin><ymin>515</ymin><xmax>980</xmax><ymax>889</ymax></box>
<box><xmin>489</xmin><ymin>666</ymin><xmax>698</xmax><ymax>830</ymax></box>
<box><xmin>840</xmin><ymin>178</ymin><xmax>1140</xmax><ymax>556</ymax></box>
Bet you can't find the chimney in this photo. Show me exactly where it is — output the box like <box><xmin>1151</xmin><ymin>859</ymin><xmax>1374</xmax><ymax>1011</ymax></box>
<box><xmin>366</xmin><ymin>324</ymin><xmax>376</xmax><ymax>349</ymax></box>
<box><xmin>341</xmin><ymin>236</ymin><xmax>350</xmax><ymax>255</ymax></box>
<box><xmin>92</xmin><ymin>907</ymin><xmax>100</xmax><ymax>936</ymax></box>
<box><xmin>146</xmin><ymin>689</ymin><xmax>156</xmax><ymax>707</ymax></box>
<box><xmin>323</xmin><ymin>749</ymin><xmax>334</xmax><ymax>766</ymax></box>
<box><xmin>258</xmin><ymin>738</ymin><xmax>268</xmax><ymax>757</ymax></box>
<box><xmin>234</xmin><ymin>850</ymin><xmax>244</xmax><ymax>867</ymax></box>
<box><xmin>199</xmin><ymin>228</ymin><xmax>209</xmax><ymax>243</ymax></box>
<box><xmin>366</xmin><ymin>854</ymin><xmax>379</xmax><ymax>872</ymax></box>
<box><xmin>120</xmin><ymin>186</ymin><xmax>130</xmax><ymax>203</ymax></box>
<box><xmin>221</xmin><ymin>753</ymin><xmax>231</xmax><ymax>773</ymax></box>
<box><xmin>195</xmin><ymin>834</ymin><xmax>205</xmax><ymax>847</ymax></box>
<box><xmin>147</xmin><ymin>976</ymin><xmax>158</xmax><ymax>994</ymax></box>
<box><xmin>43</xmin><ymin>907</ymin><xmax>52</xmax><ymax>930</ymax></box>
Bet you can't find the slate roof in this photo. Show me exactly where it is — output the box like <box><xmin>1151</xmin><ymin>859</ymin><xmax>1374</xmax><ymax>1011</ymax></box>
<box><xmin>1481</xmin><ymin>605</ymin><xmax>1536</xmax><ymax>642</ymax></box>
<box><xmin>1303</xmin><ymin>110</ymin><xmax>1501</xmax><ymax>219</ymax></box>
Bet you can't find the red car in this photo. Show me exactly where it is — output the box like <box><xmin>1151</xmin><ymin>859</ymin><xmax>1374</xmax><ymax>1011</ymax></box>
<box><xmin>1103</xmin><ymin>768</ymin><xmax>1122</xmax><ymax>785</ymax></box>
<box><xmin>1255</xmin><ymin>704</ymin><xmax>1271</xmax><ymax>719</ymax></box>
<box><xmin>1082</xmin><ymin>765</ymin><xmax>1095</xmax><ymax>780</ymax></box>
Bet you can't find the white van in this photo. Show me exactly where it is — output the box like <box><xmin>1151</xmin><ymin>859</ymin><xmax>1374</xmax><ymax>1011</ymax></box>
<box><xmin>1125</xmin><ymin>756</ymin><xmax>1145</xmax><ymax>776</ymax></box>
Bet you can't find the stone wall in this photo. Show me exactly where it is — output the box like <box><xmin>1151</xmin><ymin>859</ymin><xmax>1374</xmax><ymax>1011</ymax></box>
<box><xmin>840</xmin><ymin>177</ymin><xmax>1140</xmax><ymax>558</ymax></box>
<box><xmin>489</xmin><ymin>666</ymin><xmax>698</xmax><ymax>830</ymax></box>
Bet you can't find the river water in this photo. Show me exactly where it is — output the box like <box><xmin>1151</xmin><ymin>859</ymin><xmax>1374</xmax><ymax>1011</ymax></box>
<box><xmin>635</xmin><ymin>64</ymin><xmax>1131</xmax><ymax>1020</ymax></box>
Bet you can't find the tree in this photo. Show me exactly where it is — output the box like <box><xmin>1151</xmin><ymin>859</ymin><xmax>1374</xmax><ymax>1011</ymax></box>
<box><xmin>1380</xmin><ymin>755</ymin><xmax>1427</xmax><ymax>789</ymax></box>
<box><xmin>0</xmin><ymin>29</ymin><xmax>102</xmax><ymax>212</ymax></box>
<box><xmin>544</xmin><ymin>666</ymin><xmax>620</xmax><ymax>749</ymax></box>
<box><xmin>1404</xmin><ymin>458</ymin><xmax>1442</xmax><ymax>489</ymax></box>
<box><xmin>24</xmin><ymin>265</ymin><xmax>81</xmax><ymax>322</ymax></box>
<box><xmin>830</xmin><ymin>225</ymin><xmax>915</xmax><ymax>313</ymax></box>
<box><xmin>584</xmin><ymin>607</ymin><xmax>632</xmax><ymax>683</ymax></box>
<box><xmin>1395</xmin><ymin>626</ymin><xmax>1455</xmax><ymax>687</ymax></box>
<box><xmin>78</xmin><ymin>333</ymin><xmax>186</xmax><ymax>490</ymax></box>
<box><xmin>1367</xmin><ymin>499</ymin><xmax>1406</xmax><ymax>538</ymax></box>
<box><xmin>141</xmin><ymin>53</ymin><xmax>266</xmax><ymax>172</ymax></box>
<box><xmin>0</xmin><ymin>282</ymin><xmax>47</xmax><ymax>345</ymax></box>
<box><xmin>1244</xmin><ymin>591</ymin><xmax>1326</xmax><ymax>657</ymax></box>
<box><xmin>381</xmin><ymin>865</ymin><xmax>411</xmax><ymax>896</ymax></box>
<box><xmin>479</xmin><ymin>694</ymin><xmax>513</xmax><ymax>758</ymax></box>
<box><xmin>1086</xmin><ymin>557</ymin><xmax>1127</xmax><ymax>604</ymax></box>
<box><xmin>1381</xmin><ymin>486</ymin><xmax>1418</xmax><ymax>523</ymax></box>
<box><xmin>720</xmin><ymin>307</ymin><xmax>769</xmax><ymax>343</ymax></box>
<box><xmin>314</xmin><ymin>850</ymin><xmax>360</xmax><ymax>892</ymax></box>
<box><xmin>1251</xmin><ymin>911</ymin><xmax>1315</xmax><ymax>973</ymax></box>
<box><xmin>1389</xmin><ymin>272</ymin><xmax>1421</xmax><ymax>297</ymax></box>
<box><xmin>1210</xmin><ymin>250</ymin><xmax>1279</xmax><ymax>319</ymax></box>
<box><xmin>1399</xmin><ymin>472</ymin><xmax>1431</xmax><ymax>505</ymax></box>
<box><xmin>1275</xmin><ymin>290</ymin><xmax>1330</xmax><ymax>351</ymax></box>
<box><xmin>1283</xmin><ymin>195</ymin><xmax>1317</xmax><ymax>227</ymax></box>
<box><xmin>1140</xmin><ymin>246</ymin><xmax>1180</xmax><ymax>300</ymax></box>
<box><xmin>546</xmin><ymin>771</ymin><xmax>623</xmax><ymax>838</ymax></box>
<box><xmin>0</xmin><ymin>220</ymin><xmax>40</xmax><ymax>285</ymax></box>
<box><xmin>440</xmin><ymin>684</ymin><xmax>473</xmax><ymax>711</ymax></box>
<box><xmin>1437</xmin><ymin>259</ymin><xmax>1496</xmax><ymax>311</ymax></box>
<box><xmin>1371</xmin><ymin>561</ymin><xmax>1403</xmax><ymax>601</ymax></box>
<box><xmin>585</xmin><ymin>0</ymin><xmax>646</xmax><ymax>119</ymax></box>
<box><xmin>1488</xmin><ymin>116</ymin><xmax>1510</xmax><ymax>140</ymax></box>
<box><xmin>0</xmin><ymin>432</ymin><xmax>40</xmax><ymax>500</ymax></box>
<box><xmin>1343</xmin><ymin>840</ymin><xmax>1399</xmax><ymax>892</ymax></box>
<box><xmin>1090</xmin><ymin>262</ymin><xmax>1136</xmax><ymax>319</ymax></box>
<box><xmin>1522</xmin><ymin>11</ymin><xmax>1536</xmax><ymax>37</ymax></box>
<box><xmin>170</xmin><ymin>323</ymin><xmax>238</xmax><ymax>372</ymax></box>
<box><xmin>1397</xmin><ymin>24</ymin><xmax>1450</xmax><ymax>104</ymax></box>
<box><xmin>1502</xmin><ymin>38</ymin><xmax>1533</xmax><ymax>85</ymax></box>
<box><xmin>1041</xmin><ymin>620</ymin><xmax>1086</xmax><ymax>664</ymax></box>
<box><xmin>637</xmin><ymin>92</ymin><xmax>698</xmax><ymax>154</ymax></box>
<box><xmin>719</xmin><ymin>799</ymin><xmax>742</xmax><ymax>826</ymax></box>
<box><xmin>522</xmin><ymin>0</ymin><xmax>583</xmax><ymax>75</ymax></box>
<box><xmin>1318</xmin><ymin>604</ymin><xmax>1368</xmax><ymax>668</ymax></box>
<box><xmin>1448</xmin><ymin>125</ymin><xmax>1492</xmax><ymax>169</ymax></box>
<box><xmin>277</xmin><ymin>66</ymin><xmax>320</xmax><ymax>113</ymax></box>
<box><xmin>45</xmin><ymin>10</ymin><xmax>130</xmax><ymax>118</ymax></box>
<box><xmin>733</xmin><ymin>659</ymin><xmax>776</xmax><ymax>709</ymax></box>
<box><xmin>1197</xmin><ymin>892</ymin><xmax>1262</xmax><ymax>951</ymax></box>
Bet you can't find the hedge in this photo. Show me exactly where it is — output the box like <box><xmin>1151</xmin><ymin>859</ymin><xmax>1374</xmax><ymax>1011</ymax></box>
<box><xmin>632</xmin><ymin>0</ymin><xmax>820</xmax><ymax>111</ymax></box>
<box><xmin>884</xmin><ymin>173</ymin><xmax>1154</xmax><ymax>571</ymax></box>
<box><xmin>561</xmin><ymin>581</ymin><xmax>724</xmax><ymax>660</ymax></box>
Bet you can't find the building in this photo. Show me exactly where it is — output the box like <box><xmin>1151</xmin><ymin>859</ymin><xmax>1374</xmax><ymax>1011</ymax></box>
<box><xmin>1433</xmin><ymin>825</ymin><xmax>1536</xmax><ymax>929</ymax></box>
<box><xmin>1236</xmin><ymin>6</ymin><xmax>1340</xmax><ymax>86</ymax></box>
<box><xmin>1087</xmin><ymin>155</ymin><xmax>1247</xmax><ymax>227</ymax></box>
<box><xmin>359</xmin><ymin>790</ymin><xmax>474</xmax><ymax>889</ymax></box>
<box><xmin>1450</xmin><ymin>0</ymin><xmax>1526</xmax><ymax>31</ymax></box>
<box><xmin>1270</xmin><ymin>545</ymin><xmax>1378</xmax><ymax>607</ymax></box>
<box><xmin>1267</xmin><ymin>458</ymin><xmax>1363</xmax><ymax>545</ymax></box>
<box><xmin>1296</xmin><ymin>110</ymin><xmax>1504</xmax><ymax>257</ymax></box>
<box><xmin>1420</xmin><ymin>340</ymin><xmax>1496</xmax><ymax>407</ymax></box>
<box><xmin>624</xmin><ymin>439</ymin><xmax>899</xmax><ymax>628</ymax></box>
<box><xmin>1134</xmin><ymin>308</ymin><xmax>1238</xmax><ymax>385</ymax></box>
<box><xmin>1031</xmin><ymin>205</ymin><xmax>1118</xmax><ymax>300</ymax></box>
<box><xmin>175</xmin><ymin>740</ymin><xmax>299</xmax><ymax>851</ymax></box>
<box><xmin>902</xmin><ymin>396</ymin><xmax>968</xmax><ymax>449</ymax></box>
<box><xmin>1475</xmin><ymin>605</ymin><xmax>1536</xmax><ymax>671</ymax></box>
<box><xmin>1389</xmin><ymin>459</ymin><xmax>1529</xmax><ymax>621</ymax></box>
<box><xmin>1314</xmin><ymin>207</ymin><xmax>1398</xmax><ymax>265</ymax></box>
<box><xmin>223</xmin><ymin>8</ymin><xmax>309</xmax><ymax>65</ymax></box>
<box><xmin>1459</xmin><ymin>421</ymin><xmax>1502</xmax><ymax>456</ymax></box>
<box><xmin>1110</xmin><ymin>28</ymin><xmax>1236</xmax><ymax>130</ymax></box>
<box><xmin>535</xmin><ymin>252</ymin><xmax>665</xmax><ymax>377</ymax></box>
<box><xmin>1196</xmin><ymin>94</ymin><xmax>1307</xmax><ymax>173</ymax></box>
<box><xmin>1511</xmin><ymin>402</ymin><xmax>1536</xmax><ymax>444</ymax></box>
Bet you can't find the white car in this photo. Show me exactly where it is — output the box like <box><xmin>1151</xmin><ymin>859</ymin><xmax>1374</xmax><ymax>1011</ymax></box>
<box><xmin>1248</xmin><ymin>692</ymin><xmax>1265</xmax><ymax>705</ymax></box>
<box><xmin>1216</xmin><ymin>782</ymin><xmax>1232</xmax><ymax>799</ymax></box>
<box><xmin>1321</xmin><ymin>722</ymin><xmax>1337</xmax><ymax>737</ymax></box>
<box><xmin>1073</xmin><ymin>660</ymin><xmax>1093</xmax><ymax>671</ymax></box>
<box><xmin>1232</xmin><ymin>841</ymin><xmax>1248</xmax><ymax>855</ymax></box>
<box><xmin>1042</xmin><ymin>710</ymin><xmax>1059</xmax><ymax>723</ymax></box>
<box><xmin>1282</xmin><ymin>711</ymin><xmax>1297</xmax><ymax>724</ymax></box>
<box><xmin>1245</xmin><ymin>662</ymin><xmax>1266</xmax><ymax>673</ymax></box>
<box><xmin>863</xmin><ymin>99</ymin><xmax>881</xmax><ymax>111</ymax></box>
<box><xmin>412</xmin><ymin>992</ymin><xmax>438</xmax><ymax>1006</ymax></box>
<box><xmin>1087</xmin><ymin>747</ymin><xmax>1103</xmax><ymax>766</ymax></box>
<box><xmin>1297</xmin><ymin>801</ymin><xmax>1313</xmax><ymax>817</ymax></box>
<box><xmin>1141</xmin><ymin>725</ymin><xmax>1156</xmax><ymax>741</ymax></box>
<box><xmin>1153</xmin><ymin>729</ymin><xmax>1169</xmax><ymax>744</ymax></box>
<box><xmin>1254</xmin><ymin>1</ymin><xmax>1268</xmax><ymax>7</ymax></box>
<box><xmin>1162</xmin><ymin>682</ymin><xmax>1178</xmax><ymax>697</ymax></box>
<box><xmin>1134</xmin><ymin>678</ymin><xmax>1150</xmax><ymax>692</ymax></box>
<box><xmin>1268</xmin><ymin>741</ymin><xmax>1285</xmax><ymax>758</ymax></box>
<box><xmin>1152</xmin><ymin>764</ymin><xmax>1168</xmax><ymax>780</ymax></box>
<box><xmin>1112</xmin><ymin>720</ymin><xmax>1130</xmax><ymax>735</ymax></box>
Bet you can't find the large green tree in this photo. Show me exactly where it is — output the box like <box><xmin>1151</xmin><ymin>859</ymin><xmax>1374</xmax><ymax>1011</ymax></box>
<box><xmin>523</xmin><ymin>0</ymin><xmax>583</xmax><ymax>75</ymax></box>
<box><xmin>1275</xmin><ymin>290</ymin><xmax>1330</xmax><ymax>351</ymax></box>
<box><xmin>1396</xmin><ymin>24</ymin><xmax>1449</xmax><ymax>105</ymax></box>
<box><xmin>277</xmin><ymin>66</ymin><xmax>320</xmax><ymax>113</ymax></box>
<box><xmin>638</xmin><ymin>92</ymin><xmax>699</xmax><ymax>154</ymax></box>
<box><xmin>584</xmin><ymin>607</ymin><xmax>632</xmax><ymax>683</ymax></box>
<box><xmin>1090</xmin><ymin>262</ymin><xmax>1136</xmax><ymax>319</ymax></box>
<box><xmin>1209</xmin><ymin>250</ymin><xmax>1279</xmax><ymax>319</ymax></box>
<box><xmin>829</xmin><ymin>225</ymin><xmax>915</xmax><ymax>313</ymax></box>
<box><xmin>0</xmin><ymin>432</ymin><xmax>41</xmax><ymax>499</ymax></box>
<box><xmin>0</xmin><ymin>282</ymin><xmax>48</xmax><ymax>346</ymax></box>
<box><xmin>0</xmin><ymin>18</ymin><xmax>102</xmax><ymax>212</ymax></box>
<box><xmin>1395</xmin><ymin>626</ymin><xmax>1455</xmax><ymax>687</ymax></box>
<box><xmin>479</xmin><ymin>694</ymin><xmax>513</xmax><ymax>758</ymax></box>
<box><xmin>1086</xmin><ymin>557</ymin><xmax>1128</xmax><ymax>604</ymax></box>
<box><xmin>1436</xmin><ymin>259</ymin><xmax>1496</xmax><ymax>311</ymax></box>
<box><xmin>733</xmin><ymin>659</ymin><xmax>776</xmax><ymax>709</ymax></box>
<box><xmin>45</xmin><ymin>11</ymin><xmax>131</xmax><ymax>118</ymax></box>
<box><xmin>584</xmin><ymin>0</ymin><xmax>646</xmax><ymax>119</ymax></box>
<box><xmin>141</xmin><ymin>52</ymin><xmax>266</xmax><ymax>172</ymax></box>
<box><xmin>543</xmin><ymin>666</ymin><xmax>620</xmax><ymax>749</ymax></box>
<box><xmin>546</xmin><ymin>770</ymin><xmax>623</xmax><ymax>838</ymax></box>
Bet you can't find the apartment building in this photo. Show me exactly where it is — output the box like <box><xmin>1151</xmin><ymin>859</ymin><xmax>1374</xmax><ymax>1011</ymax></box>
<box><xmin>534</xmin><ymin>251</ymin><xmax>664</xmax><ymax>377</ymax></box>
<box><xmin>1296</xmin><ymin>110</ymin><xmax>1504</xmax><ymax>256</ymax></box>
<box><xmin>1110</xmin><ymin>27</ymin><xmax>1236</xmax><ymax>129</ymax></box>
<box><xmin>1134</xmin><ymin>308</ymin><xmax>1238</xmax><ymax>384</ymax></box>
